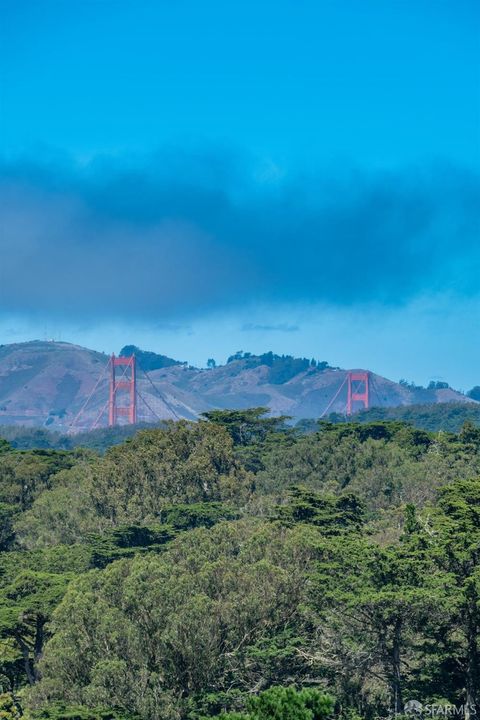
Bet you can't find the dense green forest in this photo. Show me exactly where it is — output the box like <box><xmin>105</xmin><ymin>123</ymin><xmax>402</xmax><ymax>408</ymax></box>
<box><xmin>292</xmin><ymin>403</ymin><xmax>480</xmax><ymax>435</ymax></box>
<box><xmin>1</xmin><ymin>409</ymin><xmax>479</xmax><ymax>719</ymax></box>
<box><xmin>0</xmin><ymin>424</ymin><xmax>164</xmax><ymax>453</ymax></box>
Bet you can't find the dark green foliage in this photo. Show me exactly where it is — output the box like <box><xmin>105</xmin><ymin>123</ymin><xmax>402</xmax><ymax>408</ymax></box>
<box><xmin>0</xmin><ymin>438</ymin><xmax>11</xmax><ymax>454</ymax></box>
<box><xmin>0</xmin><ymin>504</ymin><xmax>17</xmax><ymax>550</ymax></box>
<box><xmin>0</xmin><ymin>545</ymin><xmax>92</xmax><ymax>580</ymax></box>
<box><xmin>0</xmin><ymin>427</ymin><xmax>66</xmax><ymax>450</ymax></box>
<box><xmin>0</xmin><ymin>424</ymin><xmax>163</xmax><ymax>453</ymax></box>
<box><xmin>30</xmin><ymin>703</ymin><xmax>137</xmax><ymax>719</ymax></box>
<box><xmin>427</xmin><ymin>380</ymin><xmax>450</xmax><ymax>389</ymax></box>
<box><xmin>2</xmin><ymin>411</ymin><xmax>480</xmax><ymax>719</ymax></box>
<box><xmin>85</xmin><ymin>524</ymin><xmax>177</xmax><ymax>568</ymax></box>
<box><xmin>0</xmin><ymin>693</ymin><xmax>22</xmax><ymax>719</ymax></box>
<box><xmin>70</xmin><ymin>424</ymin><xmax>164</xmax><ymax>453</ymax></box>
<box><xmin>86</xmin><ymin>503</ymin><xmax>238</xmax><ymax>568</ymax></box>
<box><xmin>399</xmin><ymin>379</ymin><xmax>424</xmax><ymax>390</ymax></box>
<box><xmin>158</xmin><ymin>502</ymin><xmax>239</xmax><ymax>529</ymax></box>
<box><xmin>201</xmin><ymin>408</ymin><xmax>292</xmax><ymax>473</ymax></box>
<box><xmin>218</xmin><ymin>686</ymin><xmax>334</xmax><ymax>720</ymax></box>
<box><xmin>119</xmin><ymin>345</ymin><xmax>182</xmax><ymax>371</ymax></box>
<box><xmin>0</xmin><ymin>569</ymin><xmax>74</xmax><ymax>685</ymax></box>
<box><xmin>459</xmin><ymin>420</ymin><xmax>480</xmax><ymax>445</ymax></box>
<box><xmin>467</xmin><ymin>386</ymin><xmax>480</xmax><ymax>401</ymax></box>
<box><xmin>225</xmin><ymin>352</ymin><xmax>331</xmax><ymax>384</ymax></box>
<box><xmin>277</xmin><ymin>487</ymin><xmax>365</xmax><ymax>534</ymax></box>
<box><xmin>339</xmin><ymin>402</ymin><xmax>480</xmax><ymax>433</ymax></box>
<box><xmin>319</xmin><ymin>419</ymin><xmax>431</xmax><ymax>445</ymax></box>
<box><xmin>29</xmin><ymin>521</ymin><xmax>319</xmax><ymax>718</ymax></box>
<box><xmin>201</xmin><ymin>408</ymin><xmax>289</xmax><ymax>446</ymax></box>
<box><xmin>293</xmin><ymin>419</ymin><xmax>319</xmax><ymax>434</ymax></box>
<box><xmin>0</xmin><ymin>448</ymin><xmax>81</xmax><ymax>510</ymax></box>
<box><xmin>13</xmin><ymin>422</ymin><xmax>252</xmax><ymax>550</ymax></box>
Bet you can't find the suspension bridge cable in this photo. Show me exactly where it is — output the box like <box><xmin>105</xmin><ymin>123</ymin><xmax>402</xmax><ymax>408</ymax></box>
<box><xmin>89</xmin><ymin>359</ymin><xmax>133</xmax><ymax>430</ymax></box>
<box><xmin>369</xmin><ymin>375</ymin><xmax>384</xmax><ymax>408</ymax></box>
<box><xmin>136</xmin><ymin>389</ymin><xmax>165</xmax><ymax>424</ymax></box>
<box><xmin>319</xmin><ymin>375</ymin><xmax>348</xmax><ymax>419</ymax></box>
<box><xmin>91</xmin><ymin>398</ymin><xmax>110</xmax><ymax>430</ymax></box>
<box><xmin>139</xmin><ymin>367</ymin><xmax>182</xmax><ymax>420</ymax></box>
<box><xmin>69</xmin><ymin>359</ymin><xmax>110</xmax><ymax>431</ymax></box>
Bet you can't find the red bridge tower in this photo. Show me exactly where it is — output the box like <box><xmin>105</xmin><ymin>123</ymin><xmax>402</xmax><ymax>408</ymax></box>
<box><xmin>346</xmin><ymin>371</ymin><xmax>369</xmax><ymax>416</ymax></box>
<box><xmin>108</xmin><ymin>354</ymin><xmax>137</xmax><ymax>426</ymax></box>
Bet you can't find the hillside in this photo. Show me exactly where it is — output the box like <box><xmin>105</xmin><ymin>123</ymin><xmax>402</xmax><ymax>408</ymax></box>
<box><xmin>0</xmin><ymin>341</ymin><xmax>474</xmax><ymax>431</ymax></box>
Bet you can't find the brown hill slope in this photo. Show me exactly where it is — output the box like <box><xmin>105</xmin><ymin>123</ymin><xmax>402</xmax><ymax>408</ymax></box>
<box><xmin>0</xmin><ymin>341</ymin><xmax>473</xmax><ymax>431</ymax></box>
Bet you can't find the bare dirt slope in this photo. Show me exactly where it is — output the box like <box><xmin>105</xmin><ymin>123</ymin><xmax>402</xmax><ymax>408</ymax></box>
<box><xmin>0</xmin><ymin>341</ymin><xmax>472</xmax><ymax>431</ymax></box>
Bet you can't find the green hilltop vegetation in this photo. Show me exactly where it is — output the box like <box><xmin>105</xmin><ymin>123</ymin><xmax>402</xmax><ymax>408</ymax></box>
<box><xmin>119</xmin><ymin>345</ymin><xmax>183</xmax><ymax>371</ymax></box>
<box><xmin>226</xmin><ymin>351</ymin><xmax>332</xmax><ymax>384</ymax></box>
<box><xmin>1</xmin><ymin>408</ymin><xmax>480</xmax><ymax>718</ymax></box>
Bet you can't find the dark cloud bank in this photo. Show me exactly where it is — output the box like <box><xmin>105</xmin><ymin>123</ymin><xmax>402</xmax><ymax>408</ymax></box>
<box><xmin>1</xmin><ymin>149</ymin><xmax>479</xmax><ymax>321</ymax></box>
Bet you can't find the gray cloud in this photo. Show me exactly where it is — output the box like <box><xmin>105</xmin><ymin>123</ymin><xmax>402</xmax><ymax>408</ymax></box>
<box><xmin>0</xmin><ymin>149</ymin><xmax>479</xmax><ymax>321</ymax></box>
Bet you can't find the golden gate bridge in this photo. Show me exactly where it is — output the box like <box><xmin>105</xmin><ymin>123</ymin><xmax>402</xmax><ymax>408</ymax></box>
<box><xmin>69</xmin><ymin>354</ymin><xmax>382</xmax><ymax>432</ymax></box>
<box><xmin>69</xmin><ymin>353</ymin><xmax>181</xmax><ymax>432</ymax></box>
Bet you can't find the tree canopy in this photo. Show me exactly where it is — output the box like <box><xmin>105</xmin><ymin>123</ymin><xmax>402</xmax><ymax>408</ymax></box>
<box><xmin>1</xmin><ymin>412</ymin><xmax>480</xmax><ymax>718</ymax></box>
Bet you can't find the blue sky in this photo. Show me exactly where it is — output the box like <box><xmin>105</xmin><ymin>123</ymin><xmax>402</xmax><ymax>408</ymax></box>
<box><xmin>1</xmin><ymin>0</ymin><xmax>479</xmax><ymax>388</ymax></box>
